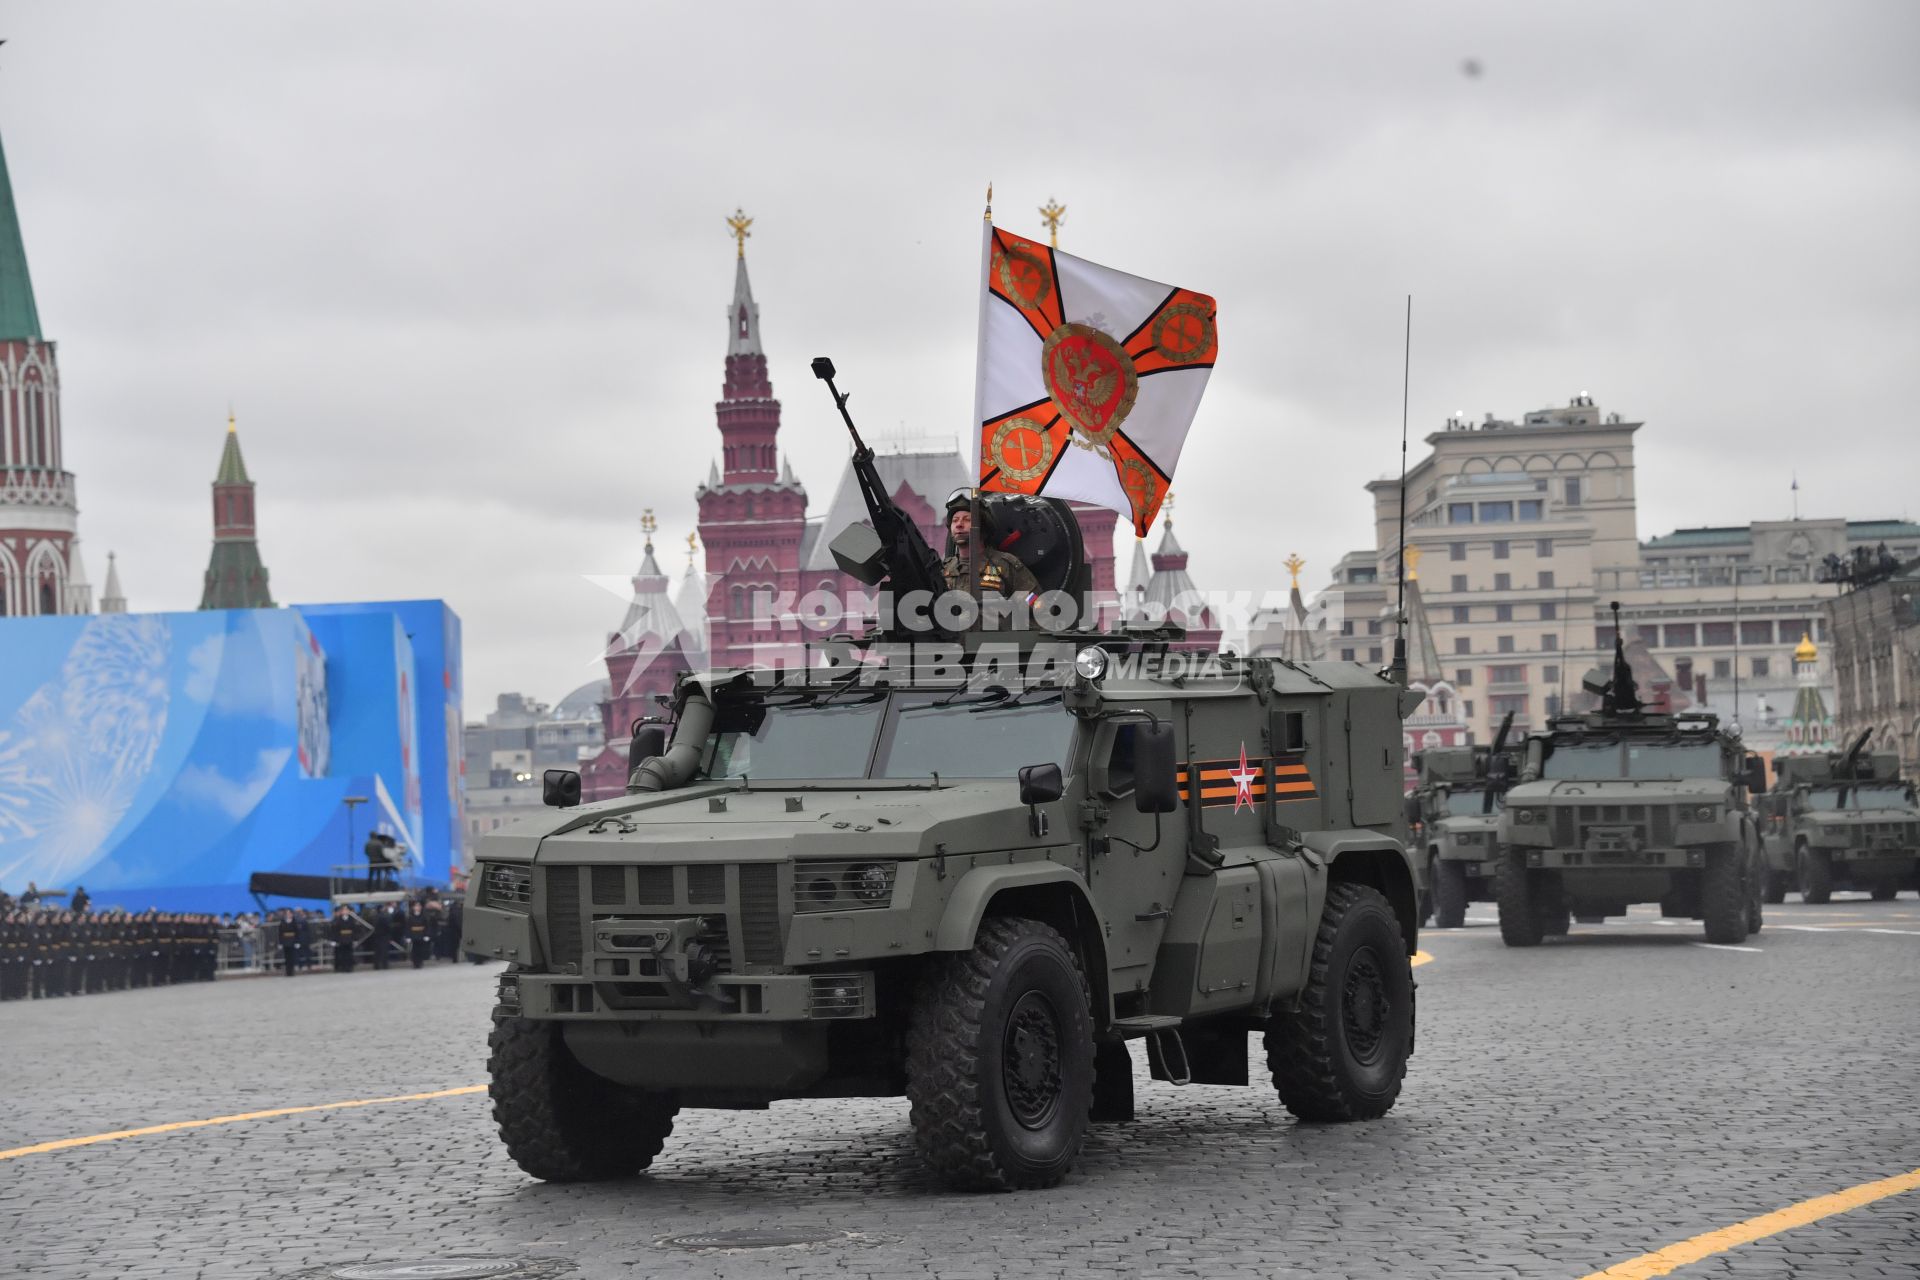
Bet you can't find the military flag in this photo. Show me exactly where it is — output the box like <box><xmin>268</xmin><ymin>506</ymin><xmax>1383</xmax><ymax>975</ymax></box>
<box><xmin>971</xmin><ymin>223</ymin><xmax>1217</xmax><ymax>536</ymax></box>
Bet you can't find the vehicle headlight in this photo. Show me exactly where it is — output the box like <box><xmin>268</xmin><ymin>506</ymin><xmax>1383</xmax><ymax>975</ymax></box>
<box><xmin>480</xmin><ymin>863</ymin><xmax>532</xmax><ymax>912</ymax></box>
<box><xmin>847</xmin><ymin>863</ymin><xmax>893</xmax><ymax>904</ymax></box>
<box><xmin>1693</xmin><ymin>805</ymin><xmax>1717</xmax><ymax>822</ymax></box>
<box><xmin>1074</xmin><ymin>646</ymin><xmax>1108</xmax><ymax>683</ymax></box>
<box><xmin>1516</xmin><ymin>809</ymin><xmax>1537</xmax><ymax>825</ymax></box>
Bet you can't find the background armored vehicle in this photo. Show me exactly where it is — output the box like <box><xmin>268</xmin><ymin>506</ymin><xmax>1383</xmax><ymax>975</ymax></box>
<box><xmin>1408</xmin><ymin>715</ymin><xmax>1521</xmax><ymax>929</ymax></box>
<box><xmin>1494</xmin><ymin>608</ymin><xmax>1767</xmax><ymax>946</ymax></box>
<box><xmin>464</xmin><ymin>359</ymin><xmax>1424</xmax><ymax>1192</ymax></box>
<box><xmin>1760</xmin><ymin>732</ymin><xmax>1920</xmax><ymax>902</ymax></box>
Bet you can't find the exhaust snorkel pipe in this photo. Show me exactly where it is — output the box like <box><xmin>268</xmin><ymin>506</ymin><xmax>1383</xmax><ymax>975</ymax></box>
<box><xmin>629</xmin><ymin>685</ymin><xmax>715</xmax><ymax>793</ymax></box>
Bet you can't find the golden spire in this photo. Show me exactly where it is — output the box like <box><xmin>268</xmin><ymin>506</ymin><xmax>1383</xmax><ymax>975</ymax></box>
<box><xmin>725</xmin><ymin>208</ymin><xmax>753</xmax><ymax>258</ymax></box>
<box><xmin>1795</xmin><ymin>631</ymin><xmax>1818</xmax><ymax>664</ymax></box>
<box><xmin>1403</xmin><ymin>544</ymin><xmax>1423</xmax><ymax>581</ymax></box>
<box><xmin>1039</xmin><ymin>197</ymin><xmax>1066</xmax><ymax>248</ymax></box>
<box><xmin>686</xmin><ymin>530</ymin><xmax>698</xmax><ymax>567</ymax></box>
<box><xmin>1284</xmin><ymin>554</ymin><xmax>1305</xmax><ymax>590</ymax></box>
<box><xmin>227</xmin><ymin>409</ymin><xmax>236</xmax><ymax>434</ymax></box>
<box><xmin>984</xmin><ymin>183</ymin><xmax>993</xmax><ymax>220</ymax></box>
<box><xmin>640</xmin><ymin>509</ymin><xmax>657</xmax><ymax>549</ymax></box>
<box><xmin>1162</xmin><ymin>491</ymin><xmax>1174</xmax><ymax>527</ymax></box>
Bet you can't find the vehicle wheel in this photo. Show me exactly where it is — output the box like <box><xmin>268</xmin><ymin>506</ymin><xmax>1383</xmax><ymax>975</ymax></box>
<box><xmin>1702</xmin><ymin>844</ymin><xmax>1751</xmax><ymax>945</ymax></box>
<box><xmin>1432</xmin><ymin>858</ymin><xmax>1468</xmax><ymax>930</ymax></box>
<box><xmin>1798</xmin><ymin>844</ymin><xmax>1832</xmax><ymax>904</ymax></box>
<box><xmin>487</xmin><ymin>1016</ymin><xmax>677</xmax><ymax>1182</ymax></box>
<box><xmin>1417</xmin><ymin>859</ymin><xmax>1433</xmax><ymax>928</ymax></box>
<box><xmin>1762</xmin><ymin>872</ymin><xmax>1788</xmax><ymax>905</ymax></box>
<box><xmin>1090</xmin><ymin>1040</ymin><xmax>1134</xmax><ymax>1124</ymax></box>
<box><xmin>1543</xmin><ymin>905</ymin><xmax>1572</xmax><ymax>936</ymax></box>
<box><xmin>1746</xmin><ymin>848</ymin><xmax>1766</xmax><ymax>934</ymax></box>
<box><xmin>1265</xmin><ymin>882</ymin><xmax>1412</xmax><ymax>1122</ymax></box>
<box><xmin>905</xmin><ymin>916</ymin><xmax>1094</xmax><ymax>1191</ymax></box>
<box><xmin>1496</xmin><ymin>848</ymin><xmax>1544</xmax><ymax>947</ymax></box>
<box><xmin>1870</xmin><ymin>884</ymin><xmax>1898</xmax><ymax>902</ymax></box>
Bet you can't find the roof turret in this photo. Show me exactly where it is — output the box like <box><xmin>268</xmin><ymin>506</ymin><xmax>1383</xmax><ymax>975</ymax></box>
<box><xmin>0</xmin><ymin>129</ymin><xmax>42</xmax><ymax>341</ymax></box>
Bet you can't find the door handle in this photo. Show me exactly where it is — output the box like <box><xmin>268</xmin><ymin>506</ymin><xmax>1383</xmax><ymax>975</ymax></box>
<box><xmin>1134</xmin><ymin>907</ymin><xmax>1171</xmax><ymax>921</ymax></box>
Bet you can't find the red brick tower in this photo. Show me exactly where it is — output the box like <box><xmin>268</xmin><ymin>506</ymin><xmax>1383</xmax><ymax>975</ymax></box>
<box><xmin>0</xmin><ymin>125</ymin><xmax>88</xmax><ymax>617</ymax></box>
<box><xmin>697</xmin><ymin>219</ymin><xmax>808</xmax><ymax>668</ymax></box>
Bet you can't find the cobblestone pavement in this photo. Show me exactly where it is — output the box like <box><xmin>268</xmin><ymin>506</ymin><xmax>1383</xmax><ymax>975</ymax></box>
<box><xmin>2</xmin><ymin>895</ymin><xmax>1917</xmax><ymax>1280</ymax></box>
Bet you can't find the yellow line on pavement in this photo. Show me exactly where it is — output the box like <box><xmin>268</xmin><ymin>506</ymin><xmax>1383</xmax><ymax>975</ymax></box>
<box><xmin>1412</xmin><ymin>950</ymin><xmax>1433</xmax><ymax>967</ymax></box>
<box><xmin>1580</xmin><ymin>1166</ymin><xmax>1920</xmax><ymax>1279</ymax></box>
<box><xmin>0</xmin><ymin>1085</ymin><xmax>486</xmax><ymax>1163</ymax></box>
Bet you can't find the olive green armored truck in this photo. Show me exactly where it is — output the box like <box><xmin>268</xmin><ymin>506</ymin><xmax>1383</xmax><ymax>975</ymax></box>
<box><xmin>1408</xmin><ymin>717</ymin><xmax>1522</xmax><ymax>929</ymax></box>
<box><xmin>464</xmin><ymin>632</ymin><xmax>1425</xmax><ymax>1191</ymax></box>
<box><xmin>1759</xmin><ymin>733</ymin><xmax>1920</xmax><ymax>902</ymax></box>
<box><xmin>1494</xmin><ymin>606</ymin><xmax>1767</xmax><ymax>947</ymax></box>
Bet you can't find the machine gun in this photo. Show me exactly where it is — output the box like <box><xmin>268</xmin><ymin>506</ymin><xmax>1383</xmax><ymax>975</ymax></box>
<box><xmin>1581</xmin><ymin>601</ymin><xmax>1643</xmax><ymax>715</ymax></box>
<box><xmin>1834</xmin><ymin>727</ymin><xmax>1874</xmax><ymax>808</ymax></box>
<box><xmin>1483</xmin><ymin>710</ymin><xmax>1516</xmax><ymax>814</ymax></box>
<box><xmin>810</xmin><ymin>357</ymin><xmax>949</xmax><ymax>602</ymax></box>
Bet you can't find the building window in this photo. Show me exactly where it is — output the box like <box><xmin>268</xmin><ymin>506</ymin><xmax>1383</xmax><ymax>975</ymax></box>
<box><xmin>1713</xmin><ymin>658</ymin><xmax>1731</xmax><ymax>680</ymax></box>
<box><xmin>1451</xmin><ymin>574</ymin><xmax>1468</xmax><ymax>592</ymax></box>
<box><xmin>1637</xmin><ymin>626</ymin><xmax>1660</xmax><ymax>647</ymax></box>
<box><xmin>1453</xmin><ymin>637</ymin><xmax>1471</xmax><ymax>655</ymax></box>
<box><xmin>1368</xmin><ymin>646</ymin><xmax>1383</xmax><ymax>664</ymax></box>
<box><xmin>1666</xmin><ymin>623</ymin><xmax>1697</xmax><ymax>647</ymax></box>
<box><xmin>1543</xmin><ymin>665</ymin><xmax>1560</xmax><ymax>684</ymax></box>
<box><xmin>1490</xmin><ymin>664</ymin><xmax>1527</xmax><ymax>684</ymax></box>
<box><xmin>1538</xmin><ymin>538</ymin><xmax>1553</xmax><ymax>558</ymax></box>
<box><xmin>1540</xmin><ymin>602</ymin><xmax>1557</xmax><ymax>621</ymax></box>
<box><xmin>1367</xmin><ymin>620</ymin><xmax>1382</xmax><ymax>636</ymax></box>
<box><xmin>1674</xmin><ymin>657</ymin><xmax>1693</xmax><ymax>689</ymax></box>
<box><xmin>1495</xmin><ymin>604</ymin><xmax>1513</xmax><ymax>622</ymax></box>
<box><xmin>1481</xmin><ymin>501</ymin><xmax>1513</xmax><ymax>523</ymax></box>
<box><xmin>1341</xmin><ymin>620</ymin><xmax>1355</xmax><ymax>636</ymax></box>
<box><xmin>1464</xmin><ymin>700</ymin><xmax>1475</xmax><ymax>718</ymax></box>
<box><xmin>1494</xmin><ymin>572</ymin><xmax>1511</xmax><ymax>591</ymax></box>
<box><xmin>1702</xmin><ymin>622</ymin><xmax>1735</xmax><ymax>646</ymax></box>
<box><xmin>1491</xmin><ymin>694</ymin><xmax>1527</xmax><ymax>720</ymax></box>
<box><xmin>1448</xmin><ymin>503</ymin><xmax>1474</xmax><ymax>525</ymax></box>
<box><xmin>1493</xmin><ymin>539</ymin><xmax>1510</xmax><ymax>560</ymax></box>
<box><xmin>1751</xmin><ymin>657</ymin><xmax>1770</xmax><ymax>678</ymax></box>
<box><xmin>1542</xmin><ymin>634</ymin><xmax>1558</xmax><ymax>651</ymax></box>
<box><xmin>1497</xmin><ymin>635</ymin><xmax>1515</xmax><ymax>653</ymax></box>
<box><xmin>1454</xmin><ymin>669</ymin><xmax>1472</xmax><ymax>686</ymax></box>
<box><xmin>1449</xmin><ymin>542</ymin><xmax>1466</xmax><ymax>561</ymax></box>
<box><xmin>1597</xmin><ymin>625</ymin><xmax>1618</xmax><ymax>648</ymax></box>
<box><xmin>1539</xmin><ymin>570</ymin><xmax>1555</xmax><ymax>589</ymax></box>
<box><xmin>1340</xmin><ymin>647</ymin><xmax>1356</xmax><ymax>661</ymax></box>
<box><xmin>1740</xmin><ymin>620</ymin><xmax>1773</xmax><ymax>645</ymax></box>
<box><xmin>1452</xmin><ymin>606</ymin><xmax>1470</xmax><ymax>623</ymax></box>
<box><xmin>1518</xmin><ymin>499</ymin><xmax>1543</xmax><ymax>521</ymax></box>
<box><xmin>1565</xmin><ymin>478</ymin><xmax>1582</xmax><ymax>506</ymax></box>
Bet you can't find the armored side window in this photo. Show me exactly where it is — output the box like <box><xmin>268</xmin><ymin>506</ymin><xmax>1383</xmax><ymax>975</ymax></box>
<box><xmin>1282</xmin><ymin>711</ymin><xmax>1307</xmax><ymax>752</ymax></box>
<box><xmin>1103</xmin><ymin>724</ymin><xmax>1138</xmax><ymax>797</ymax></box>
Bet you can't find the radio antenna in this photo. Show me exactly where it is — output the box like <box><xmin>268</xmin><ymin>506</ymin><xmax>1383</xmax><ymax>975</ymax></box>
<box><xmin>1389</xmin><ymin>295</ymin><xmax>1412</xmax><ymax>687</ymax></box>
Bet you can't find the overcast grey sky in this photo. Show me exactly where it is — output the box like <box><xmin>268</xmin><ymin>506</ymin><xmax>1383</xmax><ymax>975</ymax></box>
<box><xmin>6</xmin><ymin>1</ymin><xmax>1916</xmax><ymax>712</ymax></box>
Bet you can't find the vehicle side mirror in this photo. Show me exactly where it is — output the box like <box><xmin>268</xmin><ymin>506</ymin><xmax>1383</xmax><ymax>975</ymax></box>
<box><xmin>542</xmin><ymin>769</ymin><xmax>581</xmax><ymax>809</ymax></box>
<box><xmin>630</xmin><ymin>723</ymin><xmax>667</xmax><ymax>768</ymax></box>
<box><xmin>1018</xmin><ymin>763</ymin><xmax>1064</xmax><ymax>806</ymax></box>
<box><xmin>1133</xmin><ymin>722</ymin><xmax>1179</xmax><ymax>814</ymax></box>
<box><xmin>1403</xmin><ymin>793</ymin><xmax>1423</xmax><ymax>826</ymax></box>
<box><xmin>1743</xmin><ymin>756</ymin><xmax>1767</xmax><ymax>795</ymax></box>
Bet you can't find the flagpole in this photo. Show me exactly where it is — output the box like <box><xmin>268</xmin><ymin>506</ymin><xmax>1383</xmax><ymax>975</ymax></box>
<box><xmin>969</xmin><ymin>185</ymin><xmax>992</xmax><ymax>610</ymax></box>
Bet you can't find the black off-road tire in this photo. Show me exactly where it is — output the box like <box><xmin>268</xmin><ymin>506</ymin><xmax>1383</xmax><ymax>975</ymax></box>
<box><xmin>1870</xmin><ymin>883</ymin><xmax>1898</xmax><ymax>902</ymax></box>
<box><xmin>1798</xmin><ymin>844</ymin><xmax>1832</xmax><ymax>904</ymax></box>
<box><xmin>1496</xmin><ymin>848</ymin><xmax>1545</xmax><ymax>947</ymax></box>
<box><xmin>1543</xmin><ymin>904</ymin><xmax>1572</xmax><ymax>936</ymax></box>
<box><xmin>1432</xmin><ymin>858</ymin><xmax>1469</xmax><ymax>929</ymax></box>
<box><xmin>1090</xmin><ymin>1040</ymin><xmax>1135</xmax><ymax>1124</ymax></box>
<box><xmin>1265</xmin><ymin>883</ymin><xmax>1413</xmax><ymax>1122</ymax></box>
<box><xmin>1763</xmin><ymin>872</ymin><xmax>1789</xmax><ymax>905</ymax></box>
<box><xmin>1746</xmin><ymin>848</ymin><xmax>1766</xmax><ymax>934</ymax></box>
<box><xmin>1702</xmin><ymin>845</ymin><xmax>1751</xmax><ymax>945</ymax></box>
<box><xmin>488</xmin><ymin>1016</ymin><xmax>678</xmax><ymax>1182</ymax></box>
<box><xmin>905</xmin><ymin>916</ymin><xmax>1094</xmax><ymax>1191</ymax></box>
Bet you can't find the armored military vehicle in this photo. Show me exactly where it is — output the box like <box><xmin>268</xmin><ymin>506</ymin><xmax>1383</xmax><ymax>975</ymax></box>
<box><xmin>1407</xmin><ymin>715</ymin><xmax>1522</xmax><ymax>929</ymax></box>
<box><xmin>465</xmin><ymin>360</ymin><xmax>1424</xmax><ymax>1191</ymax></box>
<box><xmin>1493</xmin><ymin>606</ymin><xmax>1767</xmax><ymax>946</ymax></box>
<box><xmin>1759</xmin><ymin>731</ymin><xmax>1920</xmax><ymax>903</ymax></box>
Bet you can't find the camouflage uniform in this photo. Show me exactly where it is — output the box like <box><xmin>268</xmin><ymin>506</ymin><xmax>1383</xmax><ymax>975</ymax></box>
<box><xmin>941</xmin><ymin>548</ymin><xmax>1040</xmax><ymax>598</ymax></box>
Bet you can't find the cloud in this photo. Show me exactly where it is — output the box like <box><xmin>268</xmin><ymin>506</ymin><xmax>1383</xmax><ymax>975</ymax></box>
<box><xmin>175</xmin><ymin>747</ymin><xmax>293</xmax><ymax>821</ymax></box>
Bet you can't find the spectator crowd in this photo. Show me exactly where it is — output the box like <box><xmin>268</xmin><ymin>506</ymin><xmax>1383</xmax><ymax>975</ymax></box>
<box><xmin>0</xmin><ymin>882</ymin><xmax>472</xmax><ymax>1003</ymax></box>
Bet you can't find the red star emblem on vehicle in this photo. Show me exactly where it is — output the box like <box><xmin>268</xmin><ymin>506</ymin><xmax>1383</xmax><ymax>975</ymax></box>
<box><xmin>1228</xmin><ymin>742</ymin><xmax>1258</xmax><ymax>813</ymax></box>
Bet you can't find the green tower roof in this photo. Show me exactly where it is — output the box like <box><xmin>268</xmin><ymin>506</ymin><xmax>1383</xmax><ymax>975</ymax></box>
<box><xmin>216</xmin><ymin>414</ymin><xmax>251</xmax><ymax>483</ymax></box>
<box><xmin>0</xmin><ymin>130</ymin><xmax>43</xmax><ymax>342</ymax></box>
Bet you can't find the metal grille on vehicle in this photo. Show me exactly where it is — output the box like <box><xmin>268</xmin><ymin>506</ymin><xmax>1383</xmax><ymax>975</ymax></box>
<box><xmin>793</xmin><ymin>860</ymin><xmax>897</xmax><ymax>912</ymax></box>
<box><xmin>545</xmin><ymin>867</ymin><xmax>583</xmax><ymax>968</ymax></box>
<box><xmin>738</xmin><ymin>863</ymin><xmax>783</xmax><ymax>964</ymax></box>
<box><xmin>591</xmin><ymin>865</ymin><xmax>625</xmax><ymax>905</ymax></box>
<box><xmin>480</xmin><ymin>863</ymin><xmax>532</xmax><ymax>911</ymax></box>
<box><xmin>635</xmin><ymin>865</ymin><xmax>674</xmax><ymax>903</ymax></box>
<box><xmin>808</xmin><ymin>972</ymin><xmax>873</xmax><ymax>1018</ymax></box>
<box><xmin>687</xmin><ymin>864</ymin><xmax>726</xmax><ymax>904</ymax></box>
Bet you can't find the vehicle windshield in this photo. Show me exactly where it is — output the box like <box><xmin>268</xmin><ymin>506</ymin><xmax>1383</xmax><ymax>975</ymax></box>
<box><xmin>1541</xmin><ymin>742</ymin><xmax>1623</xmax><ymax>780</ymax></box>
<box><xmin>1622</xmin><ymin>742</ymin><xmax>1723</xmax><ymax>779</ymax></box>
<box><xmin>703</xmin><ymin>700</ymin><xmax>885</xmax><ymax>780</ymax></box>
<box><xmin>1437</xmin><ymin>787</ymin><xmax>1502</xmax><ymax>816</ymax></box>
<box><xmin>1805</xmin><ymin>783</ymin><xmax>1913</xmax><ymax>810</ymax></box>
<box><xmin>878</xmin><ymin>697</ymin><xmax>1077</xmax><ymax>780</ymax></box>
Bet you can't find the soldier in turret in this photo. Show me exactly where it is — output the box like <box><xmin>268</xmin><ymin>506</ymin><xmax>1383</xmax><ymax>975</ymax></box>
<box><xmin>940</xmin><ymin>491</ymin><xmax>1039</xmax><ymax>599</ymax></box>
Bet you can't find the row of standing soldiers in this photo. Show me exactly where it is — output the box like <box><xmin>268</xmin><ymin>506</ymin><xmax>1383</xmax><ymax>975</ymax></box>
<box><xmin>0</xmin><ymin>909</ymin><xmax>223</xmax><ymax>1000</ymax></box>
<box><xmin>284</xmin><ymin>899</ymin><xmax>465</xmax><ymax>977</ymax></box>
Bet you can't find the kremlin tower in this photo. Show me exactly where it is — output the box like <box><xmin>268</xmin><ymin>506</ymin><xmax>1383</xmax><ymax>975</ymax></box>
<box><xmin>0</xmin><ymin>126</ymin><xmax>90</xmax><ymax>617</ymax></box>
<box><xmin>198</xmin><ymin>414</ymin><xmax>276</xmax><ymax>609</ymax></box>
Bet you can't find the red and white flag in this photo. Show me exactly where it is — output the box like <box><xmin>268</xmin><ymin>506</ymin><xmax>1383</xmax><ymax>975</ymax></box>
<box><xmin>971</xmin><ymin>223</ymin><xmax>1217</xmax><ymax>536</ymax></box>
